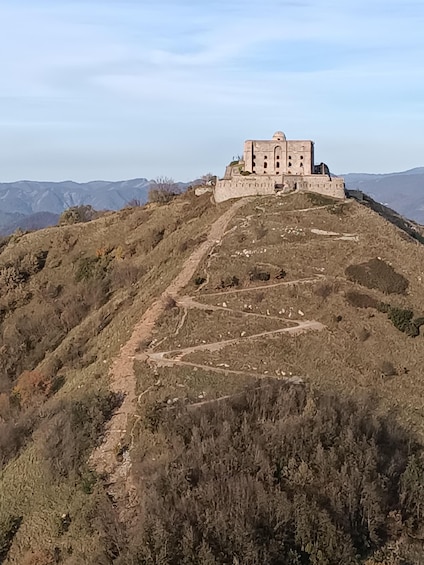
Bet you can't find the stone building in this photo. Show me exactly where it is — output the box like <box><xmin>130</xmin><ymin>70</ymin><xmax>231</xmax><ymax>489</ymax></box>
<box><xmin>214</xmin><ymin>131</ymin><xmax>345</xmax><ymax>203</ymax></box>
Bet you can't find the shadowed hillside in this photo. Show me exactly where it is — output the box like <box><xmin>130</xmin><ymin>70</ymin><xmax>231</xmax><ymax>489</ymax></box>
<box><xmin>1</xmin><ymin>189</ymin><xmax>424</xmax><ymax>563</ymax></box>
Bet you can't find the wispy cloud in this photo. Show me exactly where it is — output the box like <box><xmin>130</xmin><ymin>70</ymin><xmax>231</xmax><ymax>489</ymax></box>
<box><xmin>0</xmin><ymin>0</ymin><xmax>423</xmax><ymax>180</ymax></box>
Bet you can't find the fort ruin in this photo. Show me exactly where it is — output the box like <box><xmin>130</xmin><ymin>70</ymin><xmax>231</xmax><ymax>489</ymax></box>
<box><xmin>214</xmin><ymin>131</ymin><xmax>345</xmax><ymax>202</ymax></box>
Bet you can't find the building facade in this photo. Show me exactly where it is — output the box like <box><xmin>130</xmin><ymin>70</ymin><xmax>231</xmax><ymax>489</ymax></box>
<box><xmin>214</xmin><ymin>131</ymin><xmax>345</xmax><ymax>203</ymax></box>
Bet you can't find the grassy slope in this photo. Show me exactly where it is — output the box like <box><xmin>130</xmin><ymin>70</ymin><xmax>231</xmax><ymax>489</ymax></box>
<box><xmin>2</xmin><ymin>190</ymin><xmax>424</xmax><ymax>562</ymax></box>
<box><xmin>137</xmin><ymin>194</ymin><xmax>424</xmax><ymax>431</ymax></box>
<box><xmin>0</xmin><ymin>191</ymin><xmax>231</xmax><ymax>563</ymax></box>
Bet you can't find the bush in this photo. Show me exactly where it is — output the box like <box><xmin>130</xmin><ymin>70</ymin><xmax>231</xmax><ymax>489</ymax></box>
<box><xmin>307</xmin><ymin>193</ymin><xmax>335</xmax><ymax>206</ymax></box>
<box><xmin>389</xmin><ymin>307</ymin><xmax>423</xmax><ymax>337</ymax></box>
<box><xmin>12</xmin><ymin>370</ymin><xmax>53</xmax><ymax>408</ymax></box>
<box><xmin>74</xmin><ymin>256</ymin><xmax>109</xmax><ymax>282</ymax></box>
<box><xmin>218</xmin><ymin>275</ymin><xmax>240</xmax><ymax>289</ymax></box>
<box><xmin>0</xmin><ymin>516</ymin><xmax>22</xmax><ymax>562</ymax></box>
<box><xmin>314</xmin><ymin>282</ymin><xmax>333</xmax><ymax>300</ymax></box>
<box><xmin>379</xmin><ymin>360</ymin><xmax>397</xmax><ymax>377</ymax></box>
<box><xmin>129</xmin><ymin>384</ymin><xmax>424</xmax><ymax>564</ymax></box>
<box><xmin>148</xmin><ymin>177</ymin><xmax>179</xmax><ymax>204</ymax></box>
<box><xmin>345</xmin><ymin>258</ymin><xmax>409</xmax><ymax>295</ymax></box>
<box><xmin>249</xmin><ymin>267</ymin><xmax>270</xmax><ymax>282</ymax></box>
<box><xmin>345</xmin><ymin>291</ymin><xmax>379</xmax><ymax>309</ymax></box>
<box><xmin>41</xmin><ymin>390</ymin><xmax>121</xmax><ymax>477</ymax></box>
<box><xmin>59</xmin><ymin>205</ymin><xmax>97</xmax><ymax>225</ymax></box>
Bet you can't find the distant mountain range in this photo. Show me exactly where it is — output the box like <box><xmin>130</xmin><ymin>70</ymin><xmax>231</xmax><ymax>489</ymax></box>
<box><xmin>0</xmin><ymin>168</ymin><xmax>424</xmax><ymax>235</ymax></box>
<box><xmin>342</xmin><ymin>167</ymin><xmax>424</xmax><ymax>224</ymax></box>
<box><xmin>0</xmin><ymin>178</ymin><xmax>189</xmax><ymax>235</ymax></box>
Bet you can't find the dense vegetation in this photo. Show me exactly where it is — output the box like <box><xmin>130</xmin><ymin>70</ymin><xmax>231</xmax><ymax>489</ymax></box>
<box><xmin>124</xmin><ymin>383</ymin><xmax>424</xmax><ymax>564</ymax></box>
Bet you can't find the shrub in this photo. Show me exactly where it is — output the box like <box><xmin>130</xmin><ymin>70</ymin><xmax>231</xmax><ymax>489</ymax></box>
<box><xmin>314</xmin><ymin>282</ymin><xmax>333</xmax><ymax>300</ymax></box>
<box><xmin>110</xmin><ymin>263</ymin><xmax>146</xmax><ymax>290</ymax></box>
<box><xmin>148</xmin><ymin>177</ymin><xmax>178</xmax><ymax>204</ymax></box>
<box><xmin>74</xmin><ymin>255</ymin><xmax>112</xmax><ymax>283</ymax></box>
<box><xmin>307</xmin><ymin>193</ymin><xmax>335</xmax><ymax>206</ymax></box>
<box><xmin>12</xmin><ymin>370</ymin><xmax>53</xmax><ymax>408</ymax></box>
<box><xmin>218</xmin><ymin>275</ymin><xmax>240</xmax><ymax>289</ymax></box>
<box><xmin>379</xmin><ymin>360</ymin><xmax>397</xmax><ymax>377</ymax></box>
<box><xmin>388</xmin><ymin>307</ymin><xmax>414</xmax><ymax>333</ymax></box>
<box><xmin>0</xmin><ymin>516</ymin><xmax>22</xmax><ymax>562</ymax></box>
<box><xmin>129</xmin><ymin>384</ymin><xmax>424</xmax><ymax>564</ymax></box>
<box><xmin>0</xmin><ymin>419</ymin><xmax>33</xmax><ymax>470</ymax></box>
<box><xmin>59</xmin><ymin>205</ymin><xmax>97</xmax><ymax>225</ymax></box>
<box><xmin>249</xmin><ymin>267</ymin><xmax>270</xmax><ymax>282</ymax></box>
<box><xmin>345</xmin><ymin>258</ymin><xmax>409</xmax><ymax>295</ymax></box>
<box><xmin>41</xmin><ymin>391</ymin><xmax>121</xmax><ymax>477</ymax></box>
<box><xmin>345</xmin><ymin>291</ymin><xmax>379</xmax><ymax>309</ymax></box>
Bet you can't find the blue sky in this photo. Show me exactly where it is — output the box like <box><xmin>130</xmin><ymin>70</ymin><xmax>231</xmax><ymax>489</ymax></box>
<box><xmin>0</xmin><ymin>0</ymin><xmax>423</xmax><ymax>181</ymax></box>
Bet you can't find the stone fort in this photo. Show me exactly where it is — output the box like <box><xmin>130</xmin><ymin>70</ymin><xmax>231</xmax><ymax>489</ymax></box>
<box><xmin>214</xmin><ymin>131</ymin><xmax>345</xmax><ymax>202</ymax></box>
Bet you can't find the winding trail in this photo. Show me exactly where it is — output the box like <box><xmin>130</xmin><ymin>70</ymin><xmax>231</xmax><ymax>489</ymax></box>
<box><xmin>90</xmin><ymin>197</ymin><xmax>329</xmax><ymax>514</ymax></box>
<box><xmin>89</xmin><ymin>198</ymin><xmax>250</xmax><ymax>500</ymax></box>
<box><xmin>140</xmin><ymin>294</ymin><xmax>324</xmax><ymax>384</ymax></box>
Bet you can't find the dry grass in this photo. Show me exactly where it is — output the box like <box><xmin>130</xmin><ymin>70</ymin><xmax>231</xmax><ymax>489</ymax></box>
<box><xmin>3</xmin><ymin>189</ymin><xmax>424</xmax><ymax>562</ymax></box>
<box><xmin>0</xmin><ymin>191</ymin><xmax>232</xmax><ymax>562</ymax></box>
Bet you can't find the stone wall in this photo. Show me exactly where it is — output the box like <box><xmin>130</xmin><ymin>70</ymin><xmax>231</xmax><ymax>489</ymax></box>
<box><xmin>214</xmin><ymin>176</ymin><xmax>275</xmax><ymax>203</ymax></box>
<box><xmin>214</xmin><ymin>174</ymin><xmax>345</xmax><ymax>203</ymax></box>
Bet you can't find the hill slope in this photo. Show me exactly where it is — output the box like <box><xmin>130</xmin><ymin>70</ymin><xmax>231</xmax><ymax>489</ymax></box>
<box><xmin>1</xmin><ymin>190</ymin><xmax>424</xmax><ymax>563</ymax></box>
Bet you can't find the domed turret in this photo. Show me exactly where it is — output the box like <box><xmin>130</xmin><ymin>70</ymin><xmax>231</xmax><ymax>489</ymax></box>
<box><xmin>272</xmin><ymin>131</ymin><xmax>286</xmax><ymax>141</ymax></box>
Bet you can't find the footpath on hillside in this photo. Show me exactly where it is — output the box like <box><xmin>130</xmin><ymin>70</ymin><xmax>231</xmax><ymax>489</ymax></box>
<box><xmin>89</xmin><ymin>198</ymin><xmax>250</xmax><ymax>509</ymax></box>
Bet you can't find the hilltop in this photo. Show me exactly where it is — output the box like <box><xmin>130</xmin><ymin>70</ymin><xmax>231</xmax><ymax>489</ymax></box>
<box><xmin>1</xmin><ymin>189</ymin><xmax>424</xmax><ymax>563</ymax></box>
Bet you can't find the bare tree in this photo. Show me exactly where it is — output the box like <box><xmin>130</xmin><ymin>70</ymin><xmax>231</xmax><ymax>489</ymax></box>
<box><xmin>201</xmin><ymin>173</ymin><xmax>216</xmax><ymax>186</ymax></box>
<box><xmin>148</xmin><ymin>176</ymin><xmax>178</xmax><ymax>203</ymax></box>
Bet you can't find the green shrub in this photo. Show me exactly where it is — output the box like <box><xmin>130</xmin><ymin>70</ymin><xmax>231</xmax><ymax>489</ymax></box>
<box><xmin>74</xmin><ymin>255</ymin><xmax>110</xmax><ymax>282</ymax></box>
<box><xmin>378</xmin><ymin>305</ymin><xmax>423</xmax><ymax>337</ymax></box>
<box><xmin>345</xmin><ymin>258</ymin><xmax>409</xmax><ymax>295</ymax></box>
<box><xmin>388</xmin><ymin>307</ymin><xmax>414</xmax><ymax>333</ymax></box>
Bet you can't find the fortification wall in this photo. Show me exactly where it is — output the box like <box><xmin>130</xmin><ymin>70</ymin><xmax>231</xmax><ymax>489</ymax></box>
<box><xmin>214</xmin><ymin>174</ymin><xmax>345</xmax><ymax>203</ymax></box>
<box><xmin>214</xmin><ymin>177</ymin><xmax>275</xmax><ymax>203</ymax></box>
<box><xmin>301</xmin><ymin>176</ymin><xmax>345</xmax><ymax>199</ymax></box>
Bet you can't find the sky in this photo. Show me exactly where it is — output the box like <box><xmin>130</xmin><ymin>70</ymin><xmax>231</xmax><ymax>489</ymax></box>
<box><xmin>0</xmin><ymin>0</ymin><xmax>423</xmax><ymax>182</ymax></box>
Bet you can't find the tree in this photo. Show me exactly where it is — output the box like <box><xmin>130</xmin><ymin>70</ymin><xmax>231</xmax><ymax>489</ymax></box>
<box><xmin>201</xmin><ymin>173</ymin><xmax>216</xmax><ymax>186</ymax></box>
<box><xmin>148</xmin><ymin>177</ymin><xmax>178</xmax><ymax>204</ymax></box>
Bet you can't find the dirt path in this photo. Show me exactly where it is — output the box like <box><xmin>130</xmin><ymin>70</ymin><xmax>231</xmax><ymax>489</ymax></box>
<box><xmin>89</xmin><ymin>199</ymin><xmax>250</xmax><ymax>497</ymax></box>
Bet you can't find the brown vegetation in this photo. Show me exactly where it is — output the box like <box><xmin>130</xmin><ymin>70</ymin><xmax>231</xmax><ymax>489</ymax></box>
<box><xmin>345</xmin><ymin>258</ymin><xmax>409</xmax><ymax>295</ymax></box>
<box><xmin>127</xmin><ymin>383</ymin><xmax>424</xmax><ymax>564</ymax></box>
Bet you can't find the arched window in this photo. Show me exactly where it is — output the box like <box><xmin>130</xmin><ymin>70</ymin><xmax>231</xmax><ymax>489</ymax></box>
<box><xmin>276</xmin><ymin>161</ymin><xmax>280</xmax><ymax>168</ymax></box>
<box><xmin>264</xmin><ymin>162</ymin><xmax>268</xmax><ymax>169</ymax></box>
